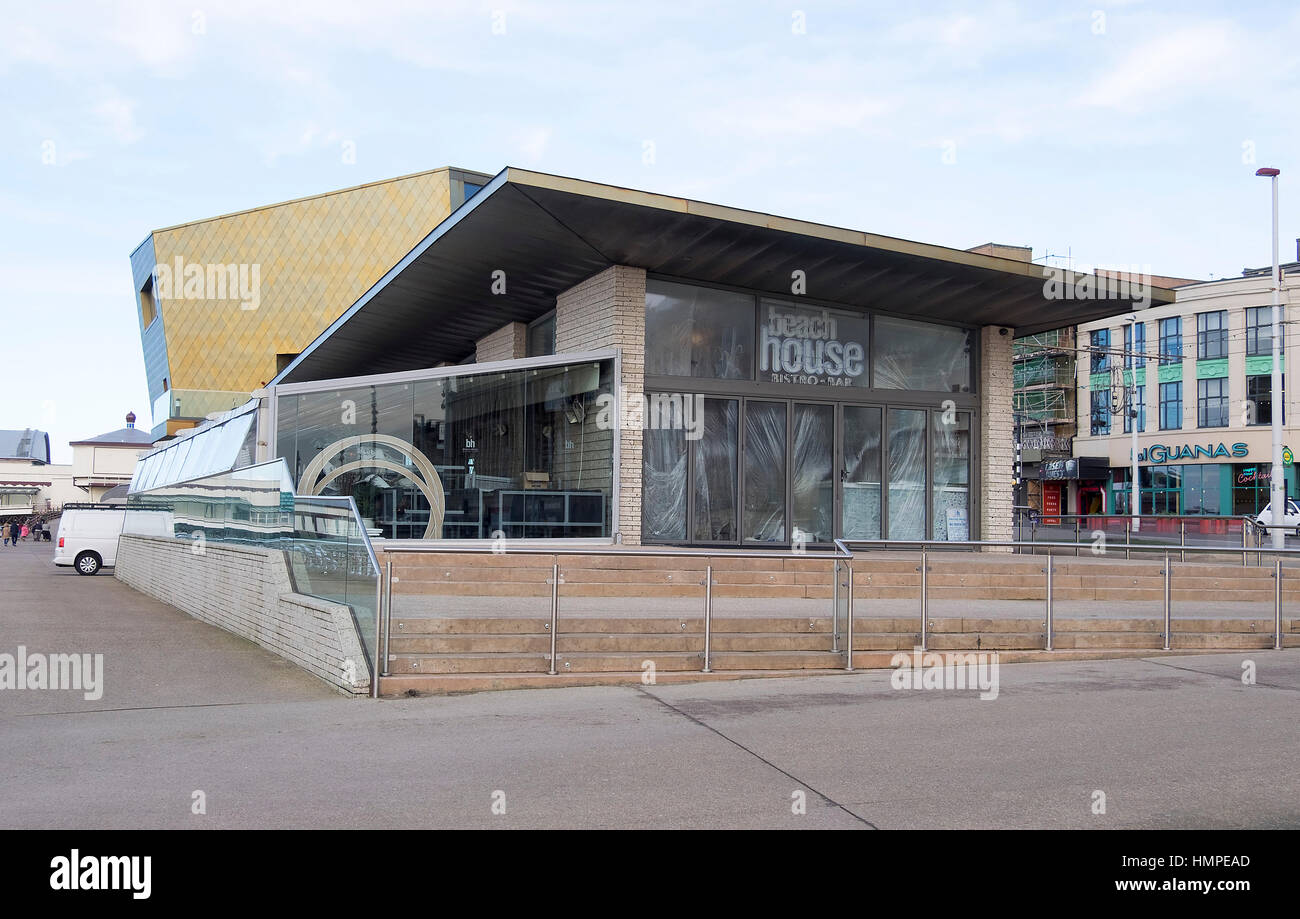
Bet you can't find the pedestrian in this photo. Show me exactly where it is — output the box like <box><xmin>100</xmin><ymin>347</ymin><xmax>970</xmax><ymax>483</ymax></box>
<box><xmin>1</xmin><ymin>522</ymin><xmax>8</xmax><ymax>547</ymax></box>
<box><xmin>20</xmin><ymin>523</ymin><xmax>29</xmax><ymax>541</ymax></box>
<box><xmin>3</xmin><ymin>521</ymin><xmax>13</xmax><ymax>547</ymax></box>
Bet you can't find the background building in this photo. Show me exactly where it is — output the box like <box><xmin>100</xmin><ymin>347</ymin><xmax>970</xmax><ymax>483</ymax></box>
<box><xmin>1072</xmin><ymin>258</ymin><xmax>1299</xmax><ymax>518</ymax></box>
<box><xmin>131</xmin><ymin>167</ymin><xmax>492</xmax><ymax>439</ymax></box>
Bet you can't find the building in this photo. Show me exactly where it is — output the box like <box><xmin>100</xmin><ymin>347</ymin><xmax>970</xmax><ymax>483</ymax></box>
<box><xmin>130</xmin><ymin>167</ymin><xmax>1174</xmax><ymax>546</ymax></box>
<box><xmin>1072</xmin><ymin>259</ymin><xmax>1299</xmax><ymax>519</ymax></box>
<box><xmin>0</xmin><ymin>428</ymin><xmax>77</xmax><ymax>517</ymax></box>
<box><xmin>69</xmin><ymin>412</ymin><xmax>156</xmax><ymax>502</ymax></box>
<box><xmin>131</xmin><ymin>167</ymin><xmax>492</xmax><ymax>439</ymax></box>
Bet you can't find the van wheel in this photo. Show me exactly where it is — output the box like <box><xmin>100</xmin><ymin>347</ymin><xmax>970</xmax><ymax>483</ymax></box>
<box><xmin>74</xmin><ymin>552</ymin><xmax>101</xmax><ymax>576</ymax></box>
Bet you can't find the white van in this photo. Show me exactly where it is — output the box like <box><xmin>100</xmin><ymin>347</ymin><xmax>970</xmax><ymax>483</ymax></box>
<box><xmin>53</xmin><ymin>505</ymin><xmax>128</xmax><ymax>575</ymax></box>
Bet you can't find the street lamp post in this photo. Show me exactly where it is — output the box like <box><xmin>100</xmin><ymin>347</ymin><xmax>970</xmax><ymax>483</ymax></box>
<box><xmin>1127</xmin><ymin>316</ymin><xmax>1141</xmax><ymax>534</ymax></box>
<box><xmin>1256</xmin><ymin>167</ymin><xmax>1284</xmax><ymax>550</ymax></box>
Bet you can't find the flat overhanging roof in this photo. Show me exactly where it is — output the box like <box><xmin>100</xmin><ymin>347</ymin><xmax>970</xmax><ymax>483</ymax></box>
<box><xmin>276</xmin><ymin>168</ymin><xmax>1175</xmax><ymax>384</ymax></box>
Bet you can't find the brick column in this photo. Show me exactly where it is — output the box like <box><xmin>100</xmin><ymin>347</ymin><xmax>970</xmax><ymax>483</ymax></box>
<box><xmin>555</xmin><ymin>265</ymin><xmax>646</xmax><ymax>545</ymax></box>
<box><xmin>475</xmin><ymin>321</ymin><xmax>527</xmax><ymax>363</ymax></box>
<box><xmin>980</xmin><ymin>325</ymin><xmax>1015</xmax><ymax>545</ymax></box>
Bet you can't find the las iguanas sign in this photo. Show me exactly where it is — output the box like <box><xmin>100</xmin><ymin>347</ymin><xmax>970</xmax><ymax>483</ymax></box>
<box><xmin>1136</xmin><ymin>442</ymin><xmax>1248</xmax><ymax>464</ymax></box>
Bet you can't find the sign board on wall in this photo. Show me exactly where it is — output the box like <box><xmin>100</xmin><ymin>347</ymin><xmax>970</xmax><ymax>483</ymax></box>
<box><xmin>1042</xmin><ymin>483</ymin><xmax>1061</xmax><ymax>525</ymax></box>
<box><xmin>757</xmin><ymin>301</ymin><xmax>870</xmax><ymax>387</ymax></box>
<box><xmin>945</xmin><ymin>508</ymin><xmax>969</xmax><ymax>541</ymax></box>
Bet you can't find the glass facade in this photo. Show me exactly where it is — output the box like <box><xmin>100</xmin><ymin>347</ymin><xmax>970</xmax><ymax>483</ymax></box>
<box><xmin>275</xmin><ymin>358</ymin><xmax>615</xmax><ymax>540</ymax></box>
<box><xmin>1110</xmin><ymin>462</ymin><xmax>1297</xmax><ymax>518</ymax></box>
<box><xmin>641</xmin><ymin>278</ymin><xmax>975</xmax><ymax>545</ymax></box>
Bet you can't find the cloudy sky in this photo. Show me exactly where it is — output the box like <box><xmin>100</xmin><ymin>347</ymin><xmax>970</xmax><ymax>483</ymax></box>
<box><xmin>2</xmin><ymin>0</ymin><xmax>1297</xmax><ymax>461</ymax></box>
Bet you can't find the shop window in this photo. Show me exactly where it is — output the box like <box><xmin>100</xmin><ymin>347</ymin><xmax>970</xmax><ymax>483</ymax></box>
<box><xmin>1233</xmin><ymin>464</ymin><xmax>1277</xmax><ymax>516</ymax></box>
<box><xmin>1090</xmin><ymin>390</ymin><xmax>1110</xmax><ymax>436</ymax></box>
<box><xmin>1158</xmin><ymin>317</ymin><xmax>1182</xmax><ymax>364</ymax></box>
<box><xmin>1090</xmin><ymin>328</ymin><xmax>1111</xmax><ymax>372</ymax></box>
<box><xmin>645</xmin><ymin>280</ymin><xmax>755</xmax><ymax>380</ymax></box>
<box><xmin>1246</xmin><ymin>373</ymin><xmax>1284</xmax><ymax>425</ymax></box>
<box><xmin>1196</xmin><ymin>311</ymin><xmax>1227</xmax><ymax>360</ymax></box>
<box><xmin>1245</xmin><ymin>306</ymin><xmax>1284</xmax><ymax>356</ymax></box>
<box><xmin>1159</xmin><ymin>381</ymin><xmax>1182</xmax><ymax>430</ymax></box>
<box><xmin>886</xmin><ymin>408</ymin><xmax>927</xmax><ymax>539</ymax></box>
<box><xmin>872</xmin><ymin>315</ymin><xmax>970</xmax><ymax>392</ymax></box>
<box><xmin>931</xmin><ymin>411</ymin><xmax>970</xmax><ymax>541</ymax></box>
<box><xmin>1197</xmin><ymin>377</ymin><xmax>1228</xmax><ymax>428</ymax></box>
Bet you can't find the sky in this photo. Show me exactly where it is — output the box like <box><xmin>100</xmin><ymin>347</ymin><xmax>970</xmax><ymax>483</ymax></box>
<box><xmin>1</xmin><ymin>0</ymin><xmax>1298</xmax><ymax>462</ymax></box>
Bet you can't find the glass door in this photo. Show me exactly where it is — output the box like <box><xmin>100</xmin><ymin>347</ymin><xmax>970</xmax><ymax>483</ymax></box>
<box><xmin>742</xmin><ymin>401</ymin><xmax>787</xmax><ymax>542</ymax></box>
<box><xmin>838</xmin><ymin>404</ymin><xmax>883</xmax><ymax>539</ymax></box>
<box><xmin>886</xmin><ymin>408</ymin><xmax>927</xmax><ymax>540</ymax></box>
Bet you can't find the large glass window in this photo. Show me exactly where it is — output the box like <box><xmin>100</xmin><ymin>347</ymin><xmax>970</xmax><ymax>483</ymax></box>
<box><xmin>1158</xmin><ymin>317</ymin><xmax>1182</xmax><ymax>364</ymax></box>
<box><xmin>873</xmin><ymin>316</ymin><xmax>972</xmax><ymax>392</ymax></box>
<box><xmin>646</xmin><ymin>280</ymin><xmax>755</xmax><ymax>379</ymax></box>
<box><xmin>1197</xmin><ymin>377</ymin><xmax>1228</xmax><ymax>428</ymax></box>
<box><xmin>1182</xmin><ymin>464</ymin><xmax>1222</xmax><ymax>516</ymax></box>
<box><xmin>1159</xmin><ymin>381</ymin><xmax>1182</xmax><ymax>430</ymax></box>
<box><xmin>1233</xmin><ymin>464</ymin><xmax>1277</xmax><ymax>516</ymax></box>
<box><xmin>1090</xmin><ymin>390</ymin><xmax>1110</xmax><ymax>436</ymax></box>
<box><xmin>1197</xmin><ymin>311</ymin><xmax>1228</xmax><ymax>359</ymax></box>
<box><xmin>692</xmin><ymin>398</ymin><xmax>739</xmax><ymax>541</ymax></box>
<box><xmin>742</xmin><ymin>401</ymin><xmax>786</xmax><ymax>542</ymax></box>
<box><xmin>1245</xmin><ymin>306</ymin><xmax>1284</xmax><ymax>356</ymax></box>
<box><xmin>278</xmin><ymin>359</ymin><xmax>614</xmax><ymax>540</ymax></box>
<box><xmin>760</xmin><ymin>299</ymin><xmax>871</xmax><ymax>388</ymax></box>
<box><xmin>643</xmin><ymin>425</ymin><xmax>687</xmax><ymax>541</ymax></box>
<box><xmin>1246</xmin><ymin>373</ymin><xmax>1285</xmax><ymax>425</ymax></box>
<box><xmin>931</xmin><ymin>411</ymin><xmax>970</xmax><ymax>541</ymax></box>
<box><xmin>791</xmin><ymin>403</ymin><xmax>834</xmax><ymax>542</ymax></box>
<box><xmin>886</xmin><ymin>408</ymin><xmax>927</xmax><ymax>540</ymax></box>
<box><xmin>1090</xmin><ymin>328</ymin><xmax>1111</xmax><ymax>372</ymax></box>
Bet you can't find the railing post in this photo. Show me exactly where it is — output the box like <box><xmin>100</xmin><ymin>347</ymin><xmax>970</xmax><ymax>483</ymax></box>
<box><xmin>1180</xmin><ymin>520</ymin><xmax>1186</xmax><ymax>564</ymax></box>
<box><xmin>548</xmin><ymin>561</ymin><xmax>560</xmax><ymax>675</ymax></box>
<box><xmin>831</xmin><ymin>559</ymin><xmax>840</xmax><ymax>653</ymax></box>
<box><xmin>371</xmin><ymin>571</ymin><xmax>383</xmax><ymax>699</ymax></box>
<box><xmin>1274</xmin><ymin>558</ymin><xmax>1283</xmax><ymax>651</ymax></box>
<box><xmin>919</xmin><ymin>547</ymin><xmax>929</xmax><ymax>652</ymax></box>
<box><xmin>1243</xmin><ymin>521</ymin><xmax>1249</xmax><ymax>568</ymax></box>
<box><xmin>1170</xmin><ymin>553</ymin><xmax>1180</xmax><ymax>655</ymax></box>
<box><xmin>1030</xmin><ymin>523</ymin><xmax>1036</xmax><ymax>555</ymax></box>
<box><xmin>844</xmin><ymin>564</ymin><xmax>855</xmax><ymax>672</ymax></box>
<box><xmin>1074</xmin><ymin>517</ymin><xmax>1080</xmax><ymax>558</ymax></box>
<box><xmin>702</xmin><ymin>563</ymin><xmax>713</xmax><ymax>673</ymax></box>
<box><xmin>1125</xmin><ymin>520</ymin><xmax>1131</xmax><ymax>560</ymax></box>
<box><xmin>1044</xmin><ymin>554</ymin><xmax>1054</xmax><ymax>651</ymax></box>
<box><xmin>382</xmin><ymin>560</ymin><xmax>392</xmax><ymax>677</ymax></box>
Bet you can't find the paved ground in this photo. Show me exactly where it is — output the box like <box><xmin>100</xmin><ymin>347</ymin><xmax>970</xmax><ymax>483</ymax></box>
<box><xmin>2</xmin><ymin>539</ymin><xmax>1297</xmax><ymax>829</ymax></box>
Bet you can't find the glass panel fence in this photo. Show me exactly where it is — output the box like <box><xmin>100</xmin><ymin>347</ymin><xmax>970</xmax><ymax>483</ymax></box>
<box><xmin>124</xmin><ymin>458</ymin><xmax>378</xmax><ymax>664</ymax></box>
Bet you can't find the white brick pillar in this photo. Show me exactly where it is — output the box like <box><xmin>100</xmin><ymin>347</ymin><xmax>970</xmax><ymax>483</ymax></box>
<box><xmin>555</xmin><ymin>265</ymin><xmax>646</xmax><ymax>545</ymax></box>
<box><xmin>980</xmin><ymin>325</ymin><xmax>1015</xmax><ymax>545</ymax></box>
<box><xmin>475</xmin><ymin>321</ymin><xmax>527</xmax><ymax>363</ymax></box>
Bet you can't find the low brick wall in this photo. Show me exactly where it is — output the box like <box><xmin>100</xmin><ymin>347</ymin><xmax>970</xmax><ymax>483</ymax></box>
<box><xmin>115</xmin><ymin>535</ymin><xmax>372</xmax><ymax>695</ymax></box>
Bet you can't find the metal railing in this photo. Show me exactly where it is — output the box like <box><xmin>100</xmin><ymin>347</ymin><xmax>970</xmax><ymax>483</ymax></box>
<box><xmin>1012</xmin><ymin>513</ymin><xmax>1280</xmax><ymax>564</ymax></box>
<box><xmin>372</xmin><ymin>533</ymin><xmax>1292</xmax><ymax>687</ymax></box>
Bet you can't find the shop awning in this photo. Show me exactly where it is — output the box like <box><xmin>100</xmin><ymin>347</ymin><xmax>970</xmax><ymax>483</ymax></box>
<box><xmin>275</xmin><ymin>168</ymin><xmax>1176</xmax><ymax>384</ymax></box>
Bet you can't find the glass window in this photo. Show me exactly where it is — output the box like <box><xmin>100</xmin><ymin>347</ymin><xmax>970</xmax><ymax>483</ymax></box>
<box><xmin>692</xmin><ymin>398</ymin><xmax>739</xmax><ymax>541</ymax></box>
<box><xmin>873</xmin><ymin>316</ymin><xmax>971</xmax><ymax>392</ymax></box>
<box><xmin>1123</xmin><ymin>322</ymin><xmax>1146</xmax><ymax>369</ymax></box>
<box><xmin>646</xmin><ymin>280</ymin><xmax>755</xmax><ymax>380</ymax></box>
<box><xmin>1245</xmin><ymin>306</ymin><xmax>1284</xmax><ymax>356</ymax></box>
<box><xmin>760</xmin><ymin>299</ymin><xmax>871</xmax><ymax>388</ymax></box>
<box><xmin>1246</xmin><ymin>373</ymin><xmax>1285</xmax><ymax>425</ymax></box>
<box><xmin>886</xmin><ymin>408</ymin><xmax>927</xmax><ymax>539</ymax></box>
<box><xmin>742</xmin><ymin>401</ymin><xmax>786</xmax><ymax>542</ymax></box>
<box><xmin>1233</xmin><ymin>464</ymin><xmax>1275</xmax><ymax>516</ymax></box>
<box><xmin>841</xmin><ymin>405</ymin><xmax>882</xmax><ymax>539</ymax></box>
<box><xmin>1090</xmin><ymin>389</ymin><xmax>1110</xmax><ymax>436</ymax></box>
<box><xmin>1159</xmin><ymin>381</ymin><xmax>1182</xmax><ymax>431</ymax></box>
<box><xmin>931</xmin><ymin>411</ymin><xmax>970</xmax><ymax>541</ymax></box>
<box><xmin>1158</xmin><ymin>317</ymin><xmax>1182</xmax><ymax>364</ymax></box>
<box><xmin>1197</xmin><ymin>311</ymin><xmax>1227</xmax><ymax>359</ymax></box>
<box><xmin>1123</xmin><ymin>384</ymin><xmax>1146</xmax><ymax>433</ymax></box>
<box><xmin>791</xmin><ymin>403</ymin><xmax>834</xmax><ymax>542</ymax></box>
<box><xmin>643</xmin><ymin>424</ymin><xmax>687</xmax><ymax>541</ymax></box>
<box><xmin>1197</xmin><ymin>377</ymin><xmax>1228</xmax><ymax>428</ymax></box>
<box><xmin>527</xmin><ymin>313</ymin><xmax>556</xmax><ymax>357</ymax></box>
<box><xmin>1090</xmin><ymin>328</ymin><xmax>1111</xmax><ymax>372</ymax></box>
